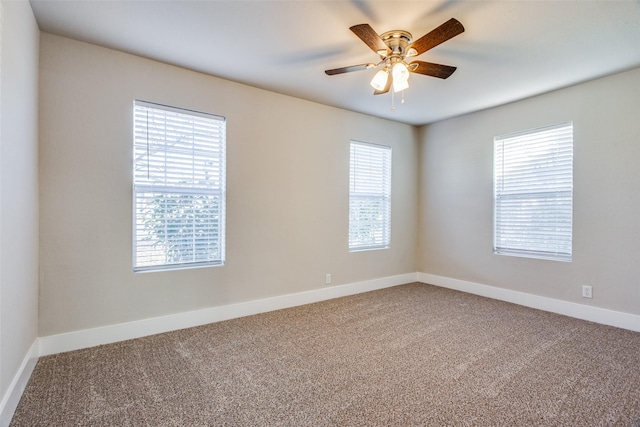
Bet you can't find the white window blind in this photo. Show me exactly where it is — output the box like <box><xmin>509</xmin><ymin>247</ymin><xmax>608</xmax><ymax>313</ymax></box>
<box><xmin>494</xmin><ymin>122</ymin><xmax>573</xmax><ymax>261</ymax></box>
<box><xmin>133</xmin><ymin>100</ymin><xmax>226</xmax><ymax>271</ymax></box>
<box><xmin>349</xmin><ymin>141</ymin><xmax>392</xmax><ymax>251</ymax></box>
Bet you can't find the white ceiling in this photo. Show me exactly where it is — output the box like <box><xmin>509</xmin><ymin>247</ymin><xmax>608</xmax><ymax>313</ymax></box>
<box><xmin>29</xmin><ymin>0</ymin><xmax>640</xmax><ymax>126</ymax></box>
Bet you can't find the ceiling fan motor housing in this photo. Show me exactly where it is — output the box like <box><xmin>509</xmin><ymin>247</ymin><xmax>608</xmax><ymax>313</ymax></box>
<box><xmin>379</xmin><ymin>30</ymin><xmax>416</xmax><ymax>58</ymax></box>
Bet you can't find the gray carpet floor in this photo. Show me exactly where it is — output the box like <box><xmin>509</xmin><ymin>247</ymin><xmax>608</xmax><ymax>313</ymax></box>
<box><xmin>10</xmin><ymin>283</ymin><xmax>640</xmax><ymax>426</ymax></box>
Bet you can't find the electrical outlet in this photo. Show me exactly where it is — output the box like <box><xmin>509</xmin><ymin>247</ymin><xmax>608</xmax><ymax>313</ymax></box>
<box><xmin>325</xmin><ymin>274</ymin><xmax>332</xmax><ymax>285</ymax></box>
<box><xmin>582</xmin><ymin>285</ymin><xmax>593</xmax><ymax>299</ymax></box>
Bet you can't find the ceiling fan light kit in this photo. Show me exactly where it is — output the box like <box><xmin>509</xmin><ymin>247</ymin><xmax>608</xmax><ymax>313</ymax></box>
<box><xmin>391</xmin><ymin>62</ymin><xmax>410</xmax><ymax>92</ymax></box>
<box><xmin>325</xmin><ymin>18</ymin><xmax>465</xmax><ymax>110</ymax></box>
<box><xmin>370</xmin><ymin>69</ymin><xmax>390</xmax><ymax>91</ymax></box>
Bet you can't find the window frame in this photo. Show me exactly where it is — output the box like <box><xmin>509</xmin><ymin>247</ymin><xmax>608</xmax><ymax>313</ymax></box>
<box><xmin>132</xmin><ymin>100</ymin><xmax>226</xmax><ymax>272</ymax></box>
<box><xmin>493</xmin><ymin>122</ymin><xmax>574</xmax><ymax>262</ymax></box>
<box><xmin>348</xmin><ymin>140</ymin><xmax>392</xmax><ymax>252</ymax></box>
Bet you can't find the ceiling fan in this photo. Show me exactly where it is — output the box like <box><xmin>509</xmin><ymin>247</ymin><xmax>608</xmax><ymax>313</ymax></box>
<box><xmin>325</xmin><ymin>18</ymin><xmax>464</xmax><ymax>95</ymax></box>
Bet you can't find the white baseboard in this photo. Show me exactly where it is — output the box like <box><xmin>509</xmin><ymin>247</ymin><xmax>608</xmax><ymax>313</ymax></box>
<box><xmin>37</xmin><ymin>271</ymin><xmax>640</xmax><ymax>357</ymax></box>
<box><xmin>0</xmin><ymin>340</ymin><xmax>39</xmax><ymax>427</ymax></box>
<box><xmin>418</xmin><ymin>272</ymin><xmax>640</xmax><ymax>333</ymax></box>
<box><xmin>39</xmin><ymin>272</ymin><xmax>418</xmax><ymax>356</ymax></box>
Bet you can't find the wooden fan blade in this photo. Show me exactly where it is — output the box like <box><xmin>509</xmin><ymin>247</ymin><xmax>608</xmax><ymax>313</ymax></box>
<box><xmin>325</xmin><ymin>63</ymin><xmax>375</xmax><ymax>75</ymax></box>
<box><xmin>374</xmin><ymin>74</ymin><xmax>392</xmax><ymax>95</ymax></box>
<box><xmin>350</xmin><ymin>24</ymin><xmax>390</xmax><ymax>56</ymax></box>
<box><xmin>408</xmin><ymin>18</ymin><xmax>464</xmax><ymax>56</ymax></box>
<box><xmin>409</xmin><ymin>61</ymin><xmax>457</xmax><ymax>79</ymax></box>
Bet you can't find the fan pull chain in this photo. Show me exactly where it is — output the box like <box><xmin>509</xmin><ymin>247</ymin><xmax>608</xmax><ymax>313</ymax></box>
<box><xmin>390</xmin><ymin>90</ymin><xmax>406</xmax><ymax>112</ymax></box>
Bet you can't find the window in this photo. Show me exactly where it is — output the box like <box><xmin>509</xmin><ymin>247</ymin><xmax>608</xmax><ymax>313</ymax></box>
<box><xmin>494</xmin><ymin>122</ymin><xmax>573</xmax><ymax>261</ymax></box>
<box><xmin>133</xmin><ymin>100</ymin><xmax>226</xmax><ymax>271</ymax></box>
<box><xmin>349</xmin><ymin>141</ymin><xmax>392</xmax><ymax>251</ymax></box>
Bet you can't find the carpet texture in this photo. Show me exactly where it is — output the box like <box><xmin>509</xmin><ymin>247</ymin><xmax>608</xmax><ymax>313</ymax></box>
<box><xmin>10</xmin><ymin>283</ymin><xmax>640</xmax><ymax>426</ymax></box>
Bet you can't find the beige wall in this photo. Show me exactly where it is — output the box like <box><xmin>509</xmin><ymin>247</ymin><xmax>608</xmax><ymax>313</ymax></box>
<box><xmin>418</xmin><ymin>67</ymin><xmax>640</xmax><ymax>315</ymax></box>
<box><xmin>38</xmin><ymin>34</ymin><xmax>418</xmax><ymax>337</ymax></box>
<box><xmin>0</xmin><ymin>0</ymin><xmax>40</xmax><ymax>400</ymax></box>
<box><xmin>34</xmin><ymin>26</ymin><xmax>640</xmax><ymax>340</ymax></box>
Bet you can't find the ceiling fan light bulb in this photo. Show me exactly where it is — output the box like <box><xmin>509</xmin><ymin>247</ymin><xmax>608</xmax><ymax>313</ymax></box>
<box><xmin>370</xmin><ymin>70</ymin><xmax>389</xmax><ymax>91</ymax></box>
<box><xmin>392</xmin><ymin>62</ymin><xmax>410</xmax><ymax>82</ymax></box>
